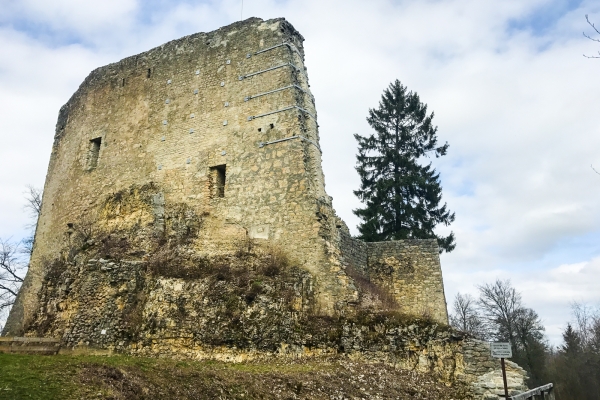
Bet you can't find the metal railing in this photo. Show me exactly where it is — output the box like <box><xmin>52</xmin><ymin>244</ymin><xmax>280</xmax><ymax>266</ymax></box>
<box><xmin>509</xmin><ymin>383</ymin><xmax>554</xmax><ymax>400</ymax></box>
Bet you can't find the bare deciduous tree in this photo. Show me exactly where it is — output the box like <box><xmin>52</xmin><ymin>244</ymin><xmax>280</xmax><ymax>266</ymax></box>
<box><xmin>478</xmin><ymin>279</ymin><xmax>547</xmax><ymax>386</ymax></box>
<box><xmin>570</xmin><ymin>302</ymin><xmax>600</xmax><ymax>348</ymax></box>
<box><xmin>478</xmin><ymin>279</ymin><xmax>522</xmax><ymax>343</ymax></box>
<box><xmin>24</xmin><ymin>185</ymin><xmax>43</xmax><ymax>220</ymax></box>
<box><xmin>22</xmin><ymin>185</ymin><xmax>43</xmax><ymax>255</ymax></box>
<box><xmin>0</xmin><ymin>185</ymin><xmax>42</xmax><ymax>331</ymax></box>
<box><xmin>584</xmin><ymin>14</ymin><xmax>600</xmax><ymax>59</ymax></box>
<box><xmin>0</xmin><ymin>239</ymin><xmax>26</xmax><ymax>312</ymax></box>
<box><xmin>449</xmin><ymin>292</ymin><xmax>487</xmax><ymax>339</ymax></box>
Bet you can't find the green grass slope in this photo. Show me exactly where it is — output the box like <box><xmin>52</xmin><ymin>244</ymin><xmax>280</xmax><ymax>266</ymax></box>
<box><xmin>0</xmin><ymin>353</ymin><xmax>471</xmax><ymax>399</ymax></box>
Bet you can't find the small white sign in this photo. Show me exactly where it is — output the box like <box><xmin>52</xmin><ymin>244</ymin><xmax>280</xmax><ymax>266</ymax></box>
<box><xmin>490</xmin><ymin>342</ymin><xmax>512</xmax><ymax>358</ymax></box>
<box><xmin>101</xmin><ymin>329</ymin><xmax>107</xmax><ymax>335</ymax></box>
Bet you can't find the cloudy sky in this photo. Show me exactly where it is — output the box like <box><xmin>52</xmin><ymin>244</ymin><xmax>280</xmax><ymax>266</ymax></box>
<box><xmin>1</xmin><ymin>0</ymin><xmax>599</xmax><ymax>343</ymax></box>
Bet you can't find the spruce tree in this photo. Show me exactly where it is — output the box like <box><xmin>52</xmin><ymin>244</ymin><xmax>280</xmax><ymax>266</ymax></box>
<box><xmin>353</xmin><ymin>80</ymin><xmax>456</xmax><ymax>252</ymax></box>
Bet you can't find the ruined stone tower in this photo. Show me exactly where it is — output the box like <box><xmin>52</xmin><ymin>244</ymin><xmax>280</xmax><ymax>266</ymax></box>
<box><xmin>4</xmin><ymin>17</ymin><xmax>448</xmax><ymax>341</ymax></box>
<box><xmin>1</xmin><ymin>19</ymin><xmax>535</xmax><ymax>398</ymax></box>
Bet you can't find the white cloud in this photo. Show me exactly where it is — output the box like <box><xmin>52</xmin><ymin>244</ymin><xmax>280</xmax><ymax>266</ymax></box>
<box><xmin>2</xmin><ymin>0</ymin><xmax>138</xmax><ymax>39</ymax></box>
<box><xmin>0</xmin><ymin>28</ymin><xmax>105</xmax><ymax>238</ymax></box>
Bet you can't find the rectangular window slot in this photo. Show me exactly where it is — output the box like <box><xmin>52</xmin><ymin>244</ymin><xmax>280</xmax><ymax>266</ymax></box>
<box><xmin>209</xmin><ymin>165</ymin><xmax>226</xmax><ymax>198</ymax></box>
<box><xmin>88</xmin><ymin>137</ymin><xmax>102</xmax><ymax>169</ymax></box>
<box><xmin>147</xmin><ymin>68</ymin><xmax>151</xmax><ymax>78</ymax></box>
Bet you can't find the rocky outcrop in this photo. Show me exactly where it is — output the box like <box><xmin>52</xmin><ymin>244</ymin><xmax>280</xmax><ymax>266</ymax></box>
<box><xmin>20</xmin><ymin>234</ymin><xmax>525</xmax><ymax>398</ymax></box>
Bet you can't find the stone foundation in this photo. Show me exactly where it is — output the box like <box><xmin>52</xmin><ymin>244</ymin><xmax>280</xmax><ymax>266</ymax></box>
<box><xmin>0</xmin><ymin>337</ymin><xmax>61</xmax><ymax>355</ymax></box>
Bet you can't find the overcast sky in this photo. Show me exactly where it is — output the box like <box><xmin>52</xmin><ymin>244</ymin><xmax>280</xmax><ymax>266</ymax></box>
<box><xmin>1</xmin><ymin>0</ymin><xmax>600</xmax><ymax>344</ymax></box>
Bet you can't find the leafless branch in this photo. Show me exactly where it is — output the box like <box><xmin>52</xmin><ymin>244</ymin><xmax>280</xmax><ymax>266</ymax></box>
<box><xmin>23</xmin><ymin>185</ymin><xmax>42</xmax><ymax>220</ymax></box>
<box><xmin>586</xmin><ymin>15</ymin><xmax>600</xmax><ymax>36</ymax></box>
<box><xmin>571</xmin><ymin>302</ymin><xmax>600</xmax><ymax>348</ymax></box>
<box><xmin>592</xmin><ymin>164</ymin><xmax>600</xmax><ymax>176</ymax></box>
<box><xmin>0</xmin><ymin>238</ymin><xmax>27</xmax><ymax>311</ymax></box>
<box><xmin>583</xmin><ymin>52</ymin><xmax>600</xmax><ymax>59</ymax></box>
<box><xmin>478</xmin><ymin>279</ymin><xmax>523</xmax><ymax>343</ymax></box>
<box><xmin>584</xmin><ymin>15</ymin><xmax>600</xmax><ymax>58</ymax></box>
<box><xmin>449</xmin><ymin>292</ymin><xmax>488</xmax><ymax>339</ymax></box>
<box><xmin>583</xmin><ymin>33</ymin><xmax>600</xmax><ymax>43</ymax></box>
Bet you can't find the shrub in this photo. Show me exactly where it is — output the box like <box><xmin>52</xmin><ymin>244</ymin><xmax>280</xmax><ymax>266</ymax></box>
<box><xmin>244</xmin><ymin>281</ymin><xmax>263</xmax><ymax>304</ymax></box>
<box><xmin>97</xmin><ymin>233</ymin><xmax>131</xmax><ymax>261</ymax></box>
<box><xmin>258</xmin><ymin>244</ymin><xmax>289</xmax><ymax>277</ymax></box>
<box><xmin>345</xmin><ymin>265</ymin><xmax>397</xmax><ymax>310</ymax></box>
<box><xmin>122</xmin><ymin>291</ymin><xmax>147</xmax><ymax>339</ymax></box>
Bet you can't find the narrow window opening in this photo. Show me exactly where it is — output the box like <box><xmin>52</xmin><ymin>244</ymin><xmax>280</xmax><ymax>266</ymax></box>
<box><xmin>147</xmin><ymin>68</ymin><xmax>152</xmax><ymax>78</ymax></box>
<box><xmin>88</xmin><ymin>137</ymin><xmax>102</xmax><ymax>169</ymax></box>
<box><xmin>258</xmin><ymin>128</ymin><xmax>262</xmax><ymax>132</ymax></box>
<box><xmin>269</xmin><ymin>123</ymin><xmax>274</xmax><ymax>129</ymax></box>
<box><xmin>209</xmin><ymin>165</ymin><xmax>226</xmax><ymax>198</ymax></box>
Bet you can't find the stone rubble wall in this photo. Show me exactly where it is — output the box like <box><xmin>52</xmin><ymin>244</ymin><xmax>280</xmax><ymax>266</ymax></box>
<box><xmin>462</xmin><ymin>340</ymin><xmax>529</xmax><ymax>399</ymax></box>
<box><xmin>16</xmin><ymin>247</ymin><xmax>526</xmax><ymax>399</ymax></box>
<box><xmin>339</xmin><ymin>230</ymin><xmax>368</xmax><ymax>272</ymax></box>
<box><xmin>338</xmin><ymin>229</ymin><xmax>448</xmax><ymax>324</ymax></box>
<box><xmin>366</xmin><ymin>240</ymin><xmax>448</xmax><ymax>324</ymax></box>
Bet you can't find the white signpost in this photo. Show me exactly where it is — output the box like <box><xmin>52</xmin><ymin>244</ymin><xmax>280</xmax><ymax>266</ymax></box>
<box><xmin>491</xmin><ymin>342</ymin><xmax>513</xmax><ymax>359</ymax></box>
<box><xmin>491</xmin><ymin>342</ymin><xmax>512</xmax><ymax>399</ymax></box>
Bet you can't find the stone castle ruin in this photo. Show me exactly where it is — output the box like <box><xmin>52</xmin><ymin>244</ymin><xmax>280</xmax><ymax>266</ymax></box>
<box><xmin>3</xmin><ymin>18</ymin><xmax>527</xmax><ymax>398</ymax></box>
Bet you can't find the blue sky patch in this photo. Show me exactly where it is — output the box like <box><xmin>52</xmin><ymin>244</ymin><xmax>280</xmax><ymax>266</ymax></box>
<box><xmin>507</xmin><ymin>0</ymin><xmax>584</xmax><ymax>37</ymax></box>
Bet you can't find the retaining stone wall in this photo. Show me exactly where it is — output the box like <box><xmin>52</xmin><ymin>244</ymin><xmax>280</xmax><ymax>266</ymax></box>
<box><xmin>366</xmin><ymin>239</ymin><xmax>448</xmax><ymax>324</ymax></box>
<box><xmin>0</xmin><ymin>337</ymin><xmax>61</xmax><ymax>355</ymax></box>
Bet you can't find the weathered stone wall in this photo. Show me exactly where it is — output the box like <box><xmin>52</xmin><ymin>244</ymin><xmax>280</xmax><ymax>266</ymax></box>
<box><xmin>339</xmin><ymin>229</ymin><xmax>368</xmax><ymax>272</ymax></box>
<box><xmin>5</xmin><ymin>17</ymin><xmax>453</xmax><ymax>337</ymax></box>
<box><xmin>337</xmin><ymin>228</ymin><xmax>448</xmax><ymax>324</ymax></box>
<box><xmin>366</xmin><ymin>239</ymin><xmax>448</xmax><ymax>324</ymax></box>
<box><xmin>16</xmin><ymin>246</ymin><xmax>524</xmax><ymax>398</ymax></box>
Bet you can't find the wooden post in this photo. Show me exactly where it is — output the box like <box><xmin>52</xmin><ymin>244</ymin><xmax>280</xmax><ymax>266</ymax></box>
<box><xmin>501</xmin><ymin>357</ymin><xmax>509</xmax><ymax>399</ymax></box>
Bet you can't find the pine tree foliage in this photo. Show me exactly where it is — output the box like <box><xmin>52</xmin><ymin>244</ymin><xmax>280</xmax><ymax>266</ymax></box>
<box><xmin>550</xmin><ymin>308</ymin><xmax>600</xmax><ymax>400</ymax></box>
<box><xmin>353</xmin><ymin>80</ymin><xmax>455</xmax><ymax>252</ymax></box>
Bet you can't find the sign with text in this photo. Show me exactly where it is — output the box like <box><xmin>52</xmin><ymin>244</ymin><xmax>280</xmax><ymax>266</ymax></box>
<box><xmin>490</xmin><ymin>342</ymin><xmax>512</xmax><ymax>358</ymax></box>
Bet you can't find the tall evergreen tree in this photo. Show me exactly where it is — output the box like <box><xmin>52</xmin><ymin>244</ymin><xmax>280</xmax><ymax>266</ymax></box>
<box><xmin>353</xmin><ymin>80</ymin><xmax>455</xmax><ymax>252</ymax></box>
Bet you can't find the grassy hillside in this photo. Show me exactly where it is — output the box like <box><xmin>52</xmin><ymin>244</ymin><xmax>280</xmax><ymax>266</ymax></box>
<box><xmin>0</xmin><ymin>353</ymin><xmax>471</xmax><ymax>399</ymax></box>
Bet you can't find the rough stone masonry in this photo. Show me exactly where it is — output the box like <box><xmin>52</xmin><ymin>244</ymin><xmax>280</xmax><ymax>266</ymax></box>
<box><xmin>2</xmin><ymin>17</ymin><xmax>526</xmax><ymax>399</ymax></box>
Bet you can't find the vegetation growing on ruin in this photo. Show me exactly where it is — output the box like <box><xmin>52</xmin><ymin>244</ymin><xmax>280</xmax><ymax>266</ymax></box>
<box><xmin>27</xmin><ymin>199</ymin><xmax>451</xmax><ymax>357</ymax></box>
